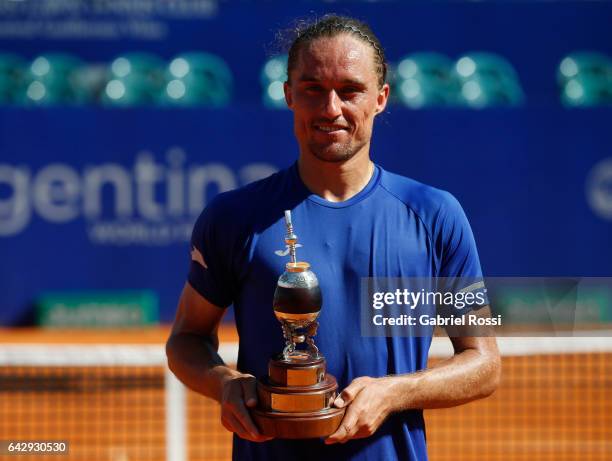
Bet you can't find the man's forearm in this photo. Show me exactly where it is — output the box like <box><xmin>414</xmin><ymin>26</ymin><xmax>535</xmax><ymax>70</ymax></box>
<box><xmin>383</xmin><ymin>346</ymin><xmax>501</xmax><ymax>412</ymax></box>
<box><xmin>166</xmin><ymin>332</ymin><xmax>242</xmax><ymax>402</ymax></box>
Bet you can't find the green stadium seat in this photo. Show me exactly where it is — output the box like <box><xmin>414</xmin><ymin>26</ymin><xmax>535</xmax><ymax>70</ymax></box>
<box><xmin>457</xmin><ymin>74</ymin><xmax>523</xmax><ymax>108</ymax></box>
<box><xmin>394</xmin><ymin>53</ymin><xmax>458</xmax><ymax>108</ymax></box>
<box><xmin>102</xmin><ymin>53</ymin><xmax>165</xmax><ymax>106</ymax></box>
<box><xmin>454</xmin><ymin>52</ymin><xmax>519</xmax><ymax>84</ymax></box>
<box><xmin>101</xmin><ymin>75</ymin><xmax>159</xmax><ymax>106</ymax></box>
<box><xmin>397</xmin><ymin>53</ymin><xmax>454</xmax><ymax>86</ymax></box>
<box><xmin>160</xmin><ymin>77</ymin><xmax>224</xmax><ymax>107</ymax></box>
<box><xmin>457</xmin><ymin>77</ymin><xmax>493</xmax><ymax>108</ymax></box>
<box><xmin>558</xmin><ymin>52</ymin><xmax>612</xmax><ymax>85</ymax></box>
<box><xmin>397</xmin><ymin>76</ymin><xmax>456</xmax><ymax>109</ymax></box>
<box><xmin>23</xmin><ymin>53</ymin><xmax>90</xmax><ymax>106</ymax></box>
<box><xmin>260</xmin><ymin>55</ymin><xmax>288</xmax><ymax>109</ymax></box>
<box><xmin>558</xmin><ymin>52</ymin><xmax>612</xmax><ymax>107</ymax></box>
<box><xmin>453</xmin><ymin>52</ymin><xmax>524</xmax><ymax>107</ymax></box>
<box><xmin>109</xmin><ymin>52</ymin><xmax>164</xmax><ymax>80</ymax></box>
<box><xmin>561</xmin><ymin>74</ymin><xmax>612</xmax><ymax>107</ymax></box>
<box><xmin>0</xmin><ymin>53</ymin><xmax>26</xmax><ymax>104</ymax></box>
<box><xmin>28</xmin><ymin>53</ymin><xmax>81</xmax><ymax>85</ymax></box>
<box><xmin>75</xmin><ymin>65</ymin><xmax>107</xmax><ymax>102</ymax></box>
<box><xmin>162</xmin><ymin>52</ymin><xmax>232</xmax><ymax>107</ymax></box>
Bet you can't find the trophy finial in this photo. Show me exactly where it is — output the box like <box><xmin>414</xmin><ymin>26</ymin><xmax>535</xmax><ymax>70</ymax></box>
<box><xmin>284</xmin><ymin>210</ymin><xmax>298</xmax><ymax>265</ymax></box>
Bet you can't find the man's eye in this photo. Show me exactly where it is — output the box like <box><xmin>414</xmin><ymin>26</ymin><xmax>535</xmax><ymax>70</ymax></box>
<box><xmin>341</xmin><ymin>87</ymin><xmax>359</xmax><ymax>95</ymax></box>
<box><xmin>305</xmin><ymin>85</ymin><xmax>322</xmax><ymax>92</ymax></box>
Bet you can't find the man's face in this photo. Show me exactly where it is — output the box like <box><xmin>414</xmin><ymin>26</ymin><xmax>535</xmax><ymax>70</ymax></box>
<box><xmin>284</xmin><ymin>34</ymin><xmax>390</xmax><ymax>163</ymax></box>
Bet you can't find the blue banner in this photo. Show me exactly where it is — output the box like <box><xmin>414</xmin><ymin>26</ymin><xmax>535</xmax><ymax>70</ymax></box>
<box><xmin>1</xmin><ymin>1</ymin><xmax>611</xmax><ymax>324</ymax></box>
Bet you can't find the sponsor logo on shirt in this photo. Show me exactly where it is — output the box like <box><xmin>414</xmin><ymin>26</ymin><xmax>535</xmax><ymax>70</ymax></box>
<box><xmin>191</xmin><ymin>246</ymin><xmax>207</xmax><ymax>269</ymax></box>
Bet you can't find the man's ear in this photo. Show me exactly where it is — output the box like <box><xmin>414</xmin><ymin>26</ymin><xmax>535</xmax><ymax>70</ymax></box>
<box><xmin>284</xmin><ymin>81</ymin><xmax>293</xmax><ymax>109</ymax></box>
<box><xmin>375</xmin><ymin>83</ymin><xmax>390</xmax><ymax>115</ymax></box>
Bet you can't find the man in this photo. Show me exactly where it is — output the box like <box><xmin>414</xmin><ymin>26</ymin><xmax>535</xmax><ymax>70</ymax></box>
<box><xmin>166</xmin><ymin>15</ymin><xmax>501</xmax><ymax>461</ymax></box>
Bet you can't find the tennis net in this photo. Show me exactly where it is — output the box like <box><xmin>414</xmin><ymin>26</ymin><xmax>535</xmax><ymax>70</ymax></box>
<box><xmin>1</xmin><ymin>334</ymin><xmax>610</xmax><ymax>461</ymax></box>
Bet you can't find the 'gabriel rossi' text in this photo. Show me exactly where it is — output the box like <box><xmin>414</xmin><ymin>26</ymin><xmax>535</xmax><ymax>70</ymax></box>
<box><xmin>371</xmin><ymin>289</ymin><xmax>502</xmax><ymax>327</ymax></box>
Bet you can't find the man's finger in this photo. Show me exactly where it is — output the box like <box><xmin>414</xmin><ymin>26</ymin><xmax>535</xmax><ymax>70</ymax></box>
<box><xmin>324</xmin><ymin>423</ymin><xmax>348</xmax><ymax>444</ymax></box>
<box><xmin>250</xmin><ymin>433</ymin><xmax>275</xmax><ymax>443</ymax></box>
<box><xmin>222</xmin><ymin>411</ymin><xmax>252</xmax><ymax>440</ymax></box>
<box><xmin>240</xmin><ymin>376</ymin><xmax>258</xmax><ymax>408</ymax></box>
<box><xmin>224</xmin><ymin>409</ymin><xmax>273</xmax><ymax>442</ymax></box>
<box><xmin>325</xmin><ymin>406</ymin><xmax>358</xmax><ymax>444</ymax></box>
<box><xmin>230</xmin><ymin>399</ymin><xmax>261</xmax><ymax>439</ymax></box>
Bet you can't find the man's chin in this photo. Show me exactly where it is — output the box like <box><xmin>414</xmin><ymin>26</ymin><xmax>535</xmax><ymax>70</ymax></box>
<box><xmin>308</xmin><ymin>143</ymin><xmax>356</xmax><ymax>163</ymax></box>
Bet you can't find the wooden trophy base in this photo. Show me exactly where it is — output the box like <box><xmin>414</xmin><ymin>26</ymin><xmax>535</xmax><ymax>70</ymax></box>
<box><xmin>252</xmin><ymin>407</ymin><xmax>345</xmax><ymax>439</ymax></box>
<box><xmin>253</xmin><ymin>354</ymin><xmax>345</xmax><ymax>439</ymax></box>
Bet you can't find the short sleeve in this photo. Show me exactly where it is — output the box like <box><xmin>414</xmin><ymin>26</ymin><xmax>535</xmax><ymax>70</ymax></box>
<box><xmin>436</xmin><ymin>192</ymin><xmax>483</xmax><ymax>279</ymax></box>
<box><xmin>434</xmin><ymin>192</ymin><xmax>489</xmax><ymax>314</ymax></box>
<box><xmin>187</xmin><ymin>199</ymin><xmax>237</xmax><ymax>308</ymax></box>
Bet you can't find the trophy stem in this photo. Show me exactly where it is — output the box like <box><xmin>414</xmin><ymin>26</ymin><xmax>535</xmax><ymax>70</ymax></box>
<box><xmin>281</xmin><ymin>321</ymin><xmax>295</xmax><ymax>359</ymax></box>
<box><xmin>306</xmin><ymin>321</ymin><xmax>320</xmax><ymax>358</ymax></box>
<box><xmin>306</xmin><ymin>336</ymin><xmax>320</xmax><ymax>358</ymax></box>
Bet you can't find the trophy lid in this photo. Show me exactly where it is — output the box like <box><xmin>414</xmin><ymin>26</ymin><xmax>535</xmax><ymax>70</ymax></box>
<box><xmin>286</xmin><ymin>261</ymin><xmax>310</xmax><ymax>273</ymax></box>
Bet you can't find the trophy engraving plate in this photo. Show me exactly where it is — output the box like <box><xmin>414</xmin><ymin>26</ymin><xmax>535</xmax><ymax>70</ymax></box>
<box><xmin>268</xmin><ymin>355</ymin><xmax>326</xmax><ymax>386</ymax></box>
<box><xmin>270</xmin><ymin>366</ymin><xmax>322</xmax><ymax>386</ymax></box>
<box><xmin>270</xmin><ymin>393</ymin><xmax>326</xmax><ymax>412</ymax></box>
<box><xmin>285</xmin><ymin>368</ymin><xmax>321</xmax><ymax>386</ymax></box>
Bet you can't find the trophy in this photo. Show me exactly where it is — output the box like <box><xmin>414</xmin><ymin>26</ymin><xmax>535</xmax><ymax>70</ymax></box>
<box><xmin>251</xmin><ymin>210</ymin><xmax>345</xmax><ymax>439</ymax></box>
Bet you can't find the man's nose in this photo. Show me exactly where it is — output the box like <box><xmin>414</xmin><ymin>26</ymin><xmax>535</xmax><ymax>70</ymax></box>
<box><xmin>321</xmin><ymin>90</ymin><xmax>342</xmax><ymax>118</ymax></box>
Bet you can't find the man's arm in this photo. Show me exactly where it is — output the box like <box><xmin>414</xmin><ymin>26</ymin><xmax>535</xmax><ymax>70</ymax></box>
<box><xmin>325</xmin><ymin>306</ymin><xmax>501</xmax><ymax>444</ymax></box>
<box><xmin>166</xmin><ymin>282</ymin><xmax>271</xmax><ymax>442</ymax></box>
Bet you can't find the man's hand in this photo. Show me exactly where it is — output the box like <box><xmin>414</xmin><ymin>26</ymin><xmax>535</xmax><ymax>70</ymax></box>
<box><xmin>220</xmin><ymin>372</ymin><xmax>273</xmax><ymax>442</ymax></box>
<box><xmin>324</xmin><ymin>376</ymin><xmax>395</xmax><ymax>444</ymax></box>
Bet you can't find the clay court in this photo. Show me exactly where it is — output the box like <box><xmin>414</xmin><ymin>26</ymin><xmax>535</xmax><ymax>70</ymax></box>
<box><xmin>1</xmin><ymin>327</ymin><xmax>610</xmax><ymax>461</ymax></box>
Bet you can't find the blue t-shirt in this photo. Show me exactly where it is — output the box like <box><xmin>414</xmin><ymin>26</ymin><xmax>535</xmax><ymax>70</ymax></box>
<box><xmin>188</xmin><ymin>163</ymin><xmax>483</xmax><ymax>461</ymax></box>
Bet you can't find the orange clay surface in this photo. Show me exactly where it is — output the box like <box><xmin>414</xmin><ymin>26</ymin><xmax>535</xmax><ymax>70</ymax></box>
<box><xmin>1</xmin><ymin>327</ymin><xmax>610</xmax><ymax>461</ymax></box>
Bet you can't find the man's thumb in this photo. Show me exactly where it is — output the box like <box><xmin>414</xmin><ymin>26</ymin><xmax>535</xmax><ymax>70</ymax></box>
<box><xmin>334</xmin><ymin>384</ymin><xmax>360</xmax><ymax>408</ymax></box>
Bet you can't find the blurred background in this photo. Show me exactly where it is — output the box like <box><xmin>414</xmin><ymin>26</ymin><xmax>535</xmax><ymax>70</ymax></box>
<box><xmin>0</xmin><ymin>0</ymin><xmax>611</xmax><ymax>460</ymax></box>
